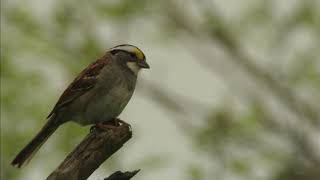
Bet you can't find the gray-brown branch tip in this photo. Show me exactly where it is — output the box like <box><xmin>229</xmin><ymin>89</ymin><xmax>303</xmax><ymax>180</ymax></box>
<box><xmin>104</xmin><ymin>170</ymin><xmax>140</xmax><ymax>180</ymax></box>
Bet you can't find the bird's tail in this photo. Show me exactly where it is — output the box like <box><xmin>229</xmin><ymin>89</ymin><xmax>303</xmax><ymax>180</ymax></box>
<box><xmin>11</xmin><ymin>116</ymin><xmax>60</xmax><ymax>168</ymax></box>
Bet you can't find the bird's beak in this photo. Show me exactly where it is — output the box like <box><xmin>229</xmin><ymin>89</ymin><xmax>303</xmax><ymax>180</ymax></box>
<box><xmin>138</xmin><ymin>60</ymin><xmax>150</xmax><ymax>69</ymax></box>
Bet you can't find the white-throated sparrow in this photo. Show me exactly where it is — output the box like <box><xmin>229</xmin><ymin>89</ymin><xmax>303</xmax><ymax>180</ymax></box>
<box><xmin>12</xmin><ymin>44</ymin><xmax>149</xmax><ymax>167</ymax></box>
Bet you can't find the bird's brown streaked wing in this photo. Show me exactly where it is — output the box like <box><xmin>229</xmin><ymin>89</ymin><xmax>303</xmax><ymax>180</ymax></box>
<box><xmin>47</xmin><ymin>58</ymin><xmax>109</xmax><ymax>118</ymax></box>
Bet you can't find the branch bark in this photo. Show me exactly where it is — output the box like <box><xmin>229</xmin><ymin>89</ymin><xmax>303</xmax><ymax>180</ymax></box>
<box><xmin>47</xmin><ymin>121</ymin><xmax>132</xmax><ymax>180</ymax></box>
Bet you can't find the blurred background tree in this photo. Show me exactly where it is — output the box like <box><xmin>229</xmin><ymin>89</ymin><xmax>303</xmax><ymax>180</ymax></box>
<box><xmin>1</xmin><ymin>0</ymin><xmax>320</xmax><ymax>180</ymax></box>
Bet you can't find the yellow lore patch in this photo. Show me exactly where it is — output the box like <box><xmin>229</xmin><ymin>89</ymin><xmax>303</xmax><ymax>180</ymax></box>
<box><xmin>132</xmin><ymin>48</ymin><xmax>144</xmax><ymax>60</ymax></box>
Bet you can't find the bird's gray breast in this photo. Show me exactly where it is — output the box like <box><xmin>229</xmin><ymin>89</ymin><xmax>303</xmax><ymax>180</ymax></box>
<box><xmin>79</xmin><ymin>70</ymin><xmax>137</xmax><ymax>125</ymax></box>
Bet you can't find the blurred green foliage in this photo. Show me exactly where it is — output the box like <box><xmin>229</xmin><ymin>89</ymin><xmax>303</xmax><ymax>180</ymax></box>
<box><xmin>1</xmin><ymin>0</ymin><xmax>320</xmax><ymax>180</ymax></box>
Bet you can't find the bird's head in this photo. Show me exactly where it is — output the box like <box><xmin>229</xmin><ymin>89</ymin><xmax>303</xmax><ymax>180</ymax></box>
<box><xmin>110</xmin><ymin>44</ymin><xmax>149</xmax><ymax>74</ymax></box>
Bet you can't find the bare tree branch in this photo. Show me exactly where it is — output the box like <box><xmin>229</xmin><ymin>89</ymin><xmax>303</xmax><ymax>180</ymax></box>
<box><xmin>47</xmin><ymin>121</ymin><xmax>132</xmax><ymax>180</ymax></box>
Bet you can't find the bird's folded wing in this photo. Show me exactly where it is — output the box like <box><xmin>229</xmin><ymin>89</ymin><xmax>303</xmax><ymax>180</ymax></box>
<box><xmin>47</xmin><ymin>58</ymin><xmax>109</xmax><ymax>118</ymax></box>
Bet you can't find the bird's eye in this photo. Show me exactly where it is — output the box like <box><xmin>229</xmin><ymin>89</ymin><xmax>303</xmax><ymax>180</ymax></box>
<box><xmin>129</xmin><ymin>53</ymin><xmax>136</xmax><ymax>59</ymax></box>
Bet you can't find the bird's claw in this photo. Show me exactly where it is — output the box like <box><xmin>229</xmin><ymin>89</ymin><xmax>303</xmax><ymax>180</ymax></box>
<box><xmin>90</xmin><ymin>118</ymin><xmax>130</xmax><ymax>132</ymax></box>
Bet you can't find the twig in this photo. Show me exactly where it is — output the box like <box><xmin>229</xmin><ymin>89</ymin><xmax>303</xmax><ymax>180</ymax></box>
<box><xmin>47</xmin><ymin>121</ymin><xmax>132</xmax><ymax>180</ymax></box>
<box><xmin>104</xmin><ymin>170</ymin><xmax>140</xmax><ymax>180</ymax></box>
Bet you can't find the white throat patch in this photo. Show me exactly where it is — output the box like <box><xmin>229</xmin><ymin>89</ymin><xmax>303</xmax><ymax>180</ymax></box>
<box><xmin>127</xmin><ymin>62</ymin><xmax>140</xmax><ymax>75</ymax></box>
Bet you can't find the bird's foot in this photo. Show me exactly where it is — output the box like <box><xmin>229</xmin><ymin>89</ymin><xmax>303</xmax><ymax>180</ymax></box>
<box><xmin>114</xmin><ymin>118</ymin><xmax>129</xmax><ymax>126</ymax></box>
<box><xmin>91</xmin><ymin>118</ymin><xmax>127</xmax><ymax>132</ymax></box>
<box><xmin>94</xmin><ymin>123</ymin><xmax>118</xmax><ymax>131</ymax></box>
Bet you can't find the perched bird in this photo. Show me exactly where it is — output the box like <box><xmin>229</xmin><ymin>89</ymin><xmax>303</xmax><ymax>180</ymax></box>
<box><xmin>11</xmin><ymin>44</ymin><xmax>149</xmax><ymax>168</ymax></box>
